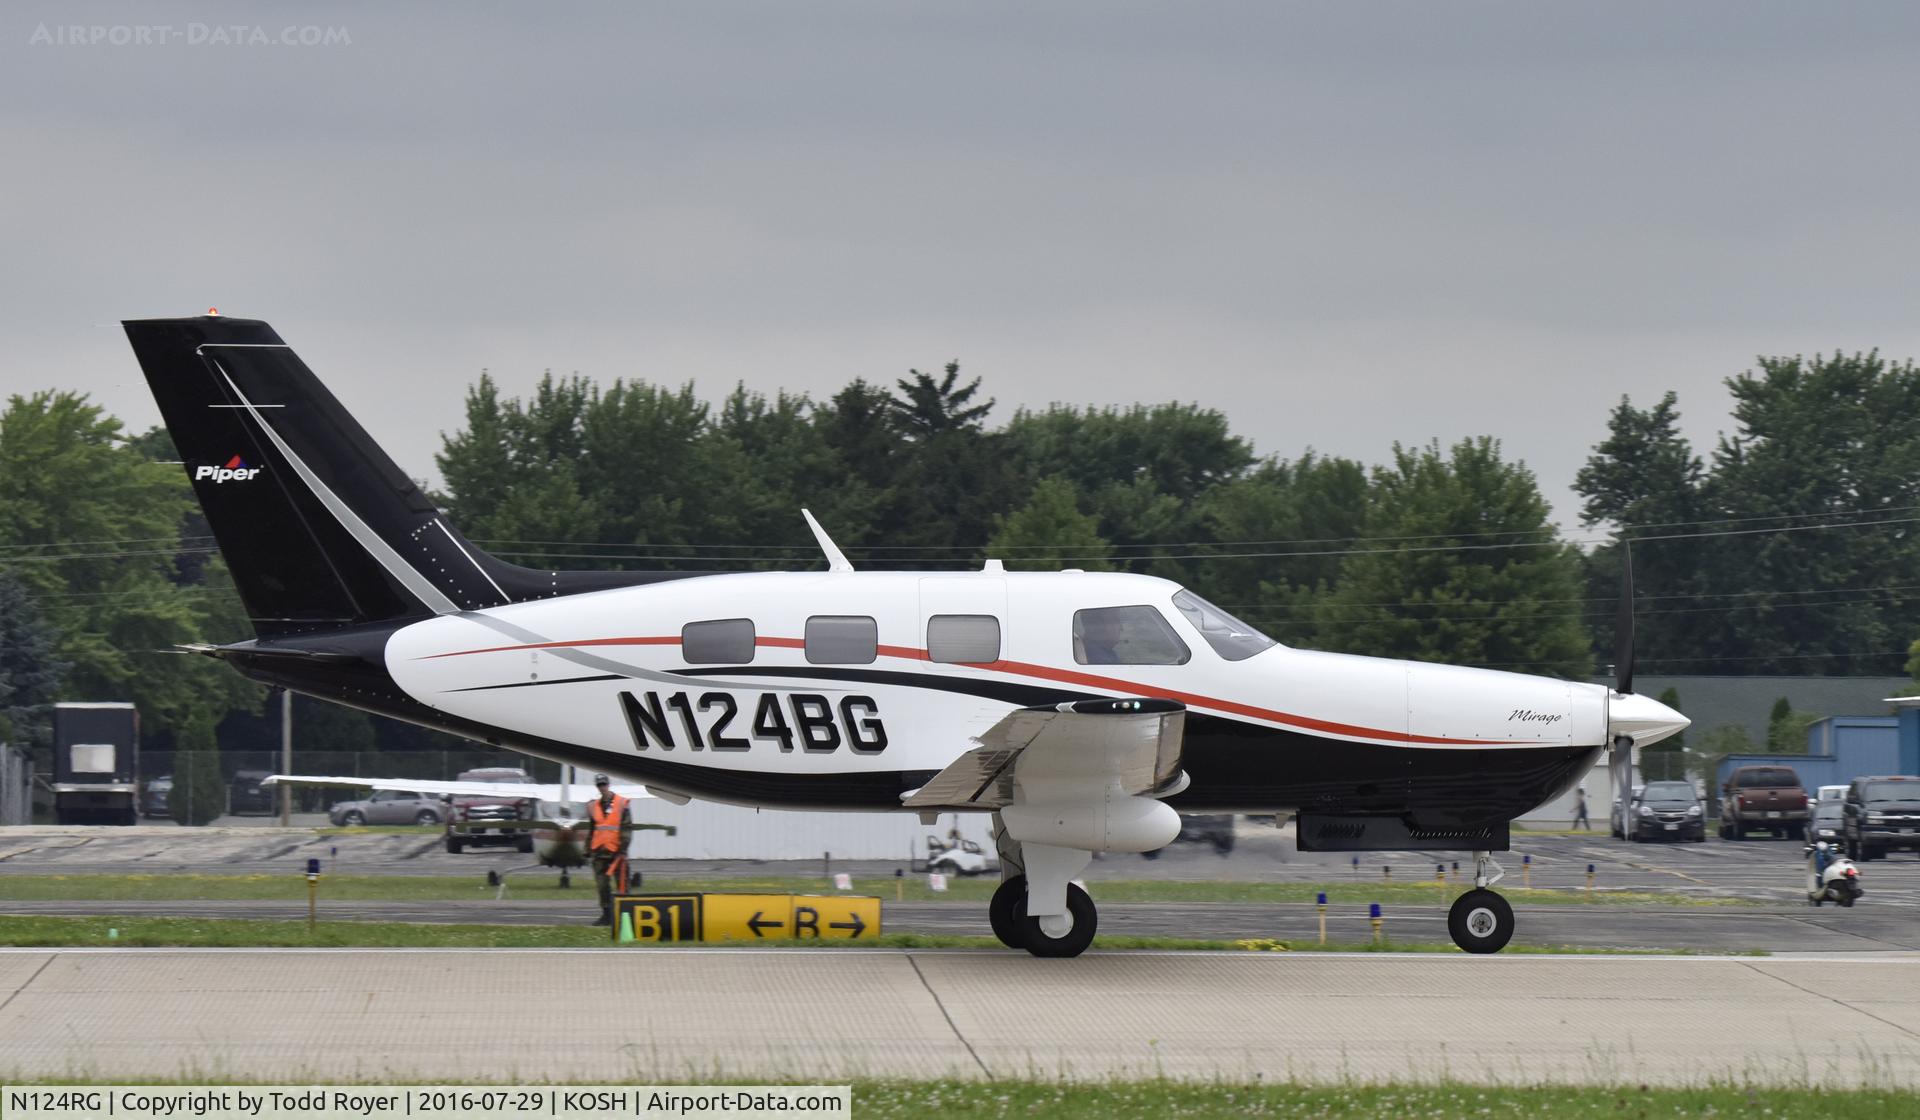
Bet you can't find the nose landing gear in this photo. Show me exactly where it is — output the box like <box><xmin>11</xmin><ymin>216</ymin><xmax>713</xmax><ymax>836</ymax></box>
<box><xmin>1447</xmin><ymin>850</ymin><xmax>1516</xmax><ymax>954</ymax></box>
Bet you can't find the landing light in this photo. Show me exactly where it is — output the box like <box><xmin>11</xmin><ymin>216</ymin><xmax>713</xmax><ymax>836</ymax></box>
<box><xmin>207</xmin><ymin>307</ymin><xmax>219</xmax><ymax>316</ymax></box>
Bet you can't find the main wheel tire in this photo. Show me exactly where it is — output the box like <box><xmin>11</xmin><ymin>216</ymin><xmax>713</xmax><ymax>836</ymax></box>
<box><xmin>445</xmin><ymin>835</ymin><xmax>465</xmax><ymax>854</ymax></box>
<box><xmin>988</xmin><ymin>875</ymin><xmax>1026</xmax><ymax>949</ymax></box>
<box><xmin>342</xmin><ymin>811</ymin><xmax>365</xmax><ymax>827</ymax></box>
<box><xmin>559</xmin><ymin>871</ymin><xmax>571</xmax><ymax>888</ymax></box>
<box><xmin>414</xmin><ymin>811</ymin><xmax>438</xmax><ymax>826</ymax></box>
<box><xmin>1013</xmin><ymin>882</ymin><xmax>1098</xmax><ymax>958</ymax></box>
<box><xmin>1447</xmin><ymin>888</ymin><xmax>1516</xmax><ymax>955</ymax></box>
<box><xmin>516</xmin><ymin>832</ymin><xmax>535</xmax><ymax>853</ymax></box>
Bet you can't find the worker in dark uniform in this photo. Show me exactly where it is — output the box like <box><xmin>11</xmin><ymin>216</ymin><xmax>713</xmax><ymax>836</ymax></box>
<box><xmin>586</xmin><ymin>774</ymin><xmax>633</xmax><ymax>926</ymax></box>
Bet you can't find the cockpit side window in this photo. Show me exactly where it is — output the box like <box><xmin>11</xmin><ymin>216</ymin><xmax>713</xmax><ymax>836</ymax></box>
<box><xmin>1072</xmin><ymin>606</ymin><xmax>1190</xmax><ymax>666</ymax></box>
<box><xmin>1171</xmin><ymin>589</ymin><xmax>1278</xmax><ymax>661</ymax></box>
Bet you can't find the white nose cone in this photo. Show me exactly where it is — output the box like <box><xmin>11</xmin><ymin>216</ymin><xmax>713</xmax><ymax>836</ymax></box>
<box><xmin>1608</xmin><ymin>691</ymin><xmax>1690</xmax><ymax>747</ymax></box>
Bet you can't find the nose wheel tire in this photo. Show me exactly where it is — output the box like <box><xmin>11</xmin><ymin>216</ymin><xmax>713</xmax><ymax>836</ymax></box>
<box><xmin>988</xmin><ymin>875</ymin><xmax>1027</xmax><ymax>949</ymax></box>
<box><xmin>1447</xmin><ymin>888</ymin><xmax>1515</xmax><ymax>954</ymax></box>
<box><xmin>1011</xmin><ymin>882</ymin><xmax>1099</xmax><ymax>958</ymax></box>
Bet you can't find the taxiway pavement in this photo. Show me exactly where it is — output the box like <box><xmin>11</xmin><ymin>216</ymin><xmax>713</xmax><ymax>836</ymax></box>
<box><xmin>1</xmin><ymin>948</ymin><xmax>1915</xmax><ymax>1086</ymax></box>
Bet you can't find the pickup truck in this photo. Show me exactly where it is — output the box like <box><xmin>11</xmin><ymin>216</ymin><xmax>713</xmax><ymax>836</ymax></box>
<box><xmin>1718</xmin><ymin>765</ymin><xmax>1808</xmax><ymax>840</ymax></box>
<box><xmin>1841</xmin><ymin>775</ymin><xmax>1920</xmax><ymax>861</ymax></box>
<box><xmin>444</xmin><ymin>767</ymin><xmax>536</xmax><ymax>854</ymax></box>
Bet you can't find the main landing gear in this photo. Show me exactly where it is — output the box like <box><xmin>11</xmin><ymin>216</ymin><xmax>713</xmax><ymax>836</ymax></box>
<box><xmin>989</xmin><ymin>816</ymin><xmax>1101</xmax><ymax>957</ymax></box>
<box><xmin>1446</xmin><ymin>850</ymin><xmax>1516</xmax><ymax>954</ymax></box>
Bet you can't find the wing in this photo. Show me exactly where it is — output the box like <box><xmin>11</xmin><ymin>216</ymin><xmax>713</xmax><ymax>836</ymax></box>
<box><xmin>263</xmin><ymin>774</ymin><xmax>655</xmax><ymax>801</ymax></box>
<box><xmin>453</xmin><ymin>818</ymin><xmax>677</xmax><ymax>835</ymax></box>
<box><xmin>901</xmin><ymin>698</ymin><xmax>1188</xmax><ymax>811</ymax></box>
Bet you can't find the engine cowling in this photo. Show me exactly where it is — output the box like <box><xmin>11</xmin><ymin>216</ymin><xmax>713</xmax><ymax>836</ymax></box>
<box><xmin>1000</xmin><ymin>793</ymin><xmax>1180</xmax><ymax>853</ymax></box>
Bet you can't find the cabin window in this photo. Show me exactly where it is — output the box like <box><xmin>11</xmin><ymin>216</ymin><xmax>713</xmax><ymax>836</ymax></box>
<box><xmin>927</xmin><ymin>614</ymin><xmax>1001</xmax><ymax>663</ymax></box>
<box><xmin>1072</xmin><ymin>606</ymin><xmax>1190</xmax><ymax>666</ymax></box>
<box><xmin>805</xmin><ymin>615</ymin><xmax>878</xmax><ymax>664</ymax></box>
<box><xmin>682</xmin><ymin>618</ymin><xmax>755</xmax><ymax>664</ymax></box>
<box><xmin>1171</xmin><ymin>589</ymin><xmax>1278</xmax><ymax>661</ymax></box>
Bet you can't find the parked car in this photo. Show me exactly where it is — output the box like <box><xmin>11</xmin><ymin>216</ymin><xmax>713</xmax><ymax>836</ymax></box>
<box><xmin>329</xmin><ymin>789</ymin><xmax>447</xmax><ymax>827</ymax></box>
<box><xmin>925</xmin><ymin>835</ymin><xmax>995</xmax><ymax>877</ymax></box>
<box><xmin>1841</xmin><ymin>775</ymin><xmax>1920</xmax><ymax>861</ymax></box>
<box><xmin>1718</xmin><ymin>765</ymin><xmax>1808</xmax><ymax>840</ymax></box>
<box><xmin>1621</xmin><ymin>780</ymin><xmax>1707</xmax><ymax>842</ymax></box>
<box><xmin>138</xmin><ymin>775</ymin><xmax>172</xmax><ymax>819</ymax></box>
<box><xmin>228</xmin><ymin>769</ymin><xmax>277</xmax><ymax>815</ymax></box>
<box><xmin>1809</xmin><ymin>799</ymin><xmax>1844</xmax><ymax>844</ymax></box>
<box><xmin>444</xmin><ymin>766</ymin><xmax>535</xmax><ymax>853</ymax></box>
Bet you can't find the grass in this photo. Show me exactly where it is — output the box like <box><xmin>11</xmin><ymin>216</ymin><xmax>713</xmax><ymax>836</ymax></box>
<box><xmin>0</xmin><ymin>872</ymin><xmax>1746</xmax><ymax>907</ymax></box>
<box><xmin>853</xmin><ymin>1081</ymin><xmax>1910</xmax><ymax>1118</ymax></box>
<box><xmin>0</xmin><ymin>915</ymin><xmax>1749</xmax><ymax>954</ymax></box>
<box><xmin>0</xmin><ymin>1079</ymin><xmax>1901</xmax><ymax>1117</ymax></box>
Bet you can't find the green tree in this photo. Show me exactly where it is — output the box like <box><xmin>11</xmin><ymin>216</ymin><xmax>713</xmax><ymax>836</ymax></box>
<box><xmin>892</xmin><ymin>362</ymin><xmax>993</xmax><ymax>438</ymax></box>
<box><xmin>1189</xmin><ymin>453</ymin><xmax>1369</xmax><ymax>643</ymax></box>
<box><xmin>1765</xmin><ymin>696</ymin><xmax>1820</xmax><ymax>755</ymax></box>
<box><xmin>1699</xmin><ymin>351</ymin><xmax>1920</xmax><ymax>675</ymax></box>
<box><xmin>0</xmin><ymin>393</ymin><xmax>259</xmax><ymax>770</ymax></box>
<box><xmin>0</xmin><ymin>569</ymin><xmax>65</xmax><ymax>748</ymax></box>
<box><xmin>988</xmin><ymin>477</ymin><xmax>1113</xmax><ymax>571</ymax></box>
<box><xmin>880</xmin><ymin>363</ymin><xmax>1012</xmax><ymax>551</ymax></box>
<box><xmin>1310</xmin><ymin>438</ymin><xmax>1590</xmax><ymax>677</ymax></box>
<box><xmin>1575</xmin><ymin>393</ymin><xmax>1717</xmax><ymax>674</ymax></box>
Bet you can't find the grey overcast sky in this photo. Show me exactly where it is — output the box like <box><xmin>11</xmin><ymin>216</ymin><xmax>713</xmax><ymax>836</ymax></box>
<box><xmin>5</xmin><ymin>2</ymin><xmax>1919</xmax><ymax>531</ymax></box>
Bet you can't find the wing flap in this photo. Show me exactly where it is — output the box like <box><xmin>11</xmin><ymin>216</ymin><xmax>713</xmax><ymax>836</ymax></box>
<box><xmin>903</xmin><ymin>699</ymin><xmax>1186</xmax><ymax>810</ymax></box>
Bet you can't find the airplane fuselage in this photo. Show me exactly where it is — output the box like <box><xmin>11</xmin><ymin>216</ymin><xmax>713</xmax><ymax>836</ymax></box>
<box><xmin>243</xmin><ymin>568</ymin><xmax>1611</xmax><ymax>828</ymax></box>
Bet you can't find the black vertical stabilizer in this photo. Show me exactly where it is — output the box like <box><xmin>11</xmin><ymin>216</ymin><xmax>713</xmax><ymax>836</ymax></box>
<box><xmin>123</xmin><ymin>315</ymin><xmax>695</xmax><ymax>639</ymax></box>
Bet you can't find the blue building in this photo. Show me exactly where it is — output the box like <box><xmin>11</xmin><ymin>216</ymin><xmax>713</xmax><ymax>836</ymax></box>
<box><xmin>1714</xmin><ymin>702</ymin><xmax>1920</xmax><ymax>794</ymax></box>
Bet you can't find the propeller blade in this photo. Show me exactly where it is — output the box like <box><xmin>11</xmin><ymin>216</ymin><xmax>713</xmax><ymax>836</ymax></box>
<box><xmin>1613</xmin><ymin>539</ymin><xmax>1635</xmax><ymax>696</ymax></box>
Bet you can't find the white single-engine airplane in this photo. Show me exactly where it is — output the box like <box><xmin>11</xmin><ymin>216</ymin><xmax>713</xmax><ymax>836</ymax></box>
<box><xmin>126</xmin><ymin>314</ymin><xmax>1687</xmax><ymax>956</ymax></box>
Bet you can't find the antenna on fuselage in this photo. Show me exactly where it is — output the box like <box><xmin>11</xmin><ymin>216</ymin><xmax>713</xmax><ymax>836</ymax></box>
<box><xmin>801</xmin><ymin>508</ymin><xmax>854</xmax><ymax>573</ymax></box>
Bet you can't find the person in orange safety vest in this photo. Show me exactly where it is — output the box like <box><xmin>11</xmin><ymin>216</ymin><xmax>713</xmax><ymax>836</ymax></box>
<box><xmin>586</xmin><ymin>773</ymin><xmax>633</xmax><ymax>925</ymax></box>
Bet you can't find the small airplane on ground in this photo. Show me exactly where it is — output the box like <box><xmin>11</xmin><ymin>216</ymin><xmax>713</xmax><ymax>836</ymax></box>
<box><xmin>125</xmin><ymin>314</ymin><xmax>1687</xmax><ymax>956</ymax></box>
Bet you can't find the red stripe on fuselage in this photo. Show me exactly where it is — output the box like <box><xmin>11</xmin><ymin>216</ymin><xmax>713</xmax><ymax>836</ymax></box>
<box><xmin>415</xmin><ymin>634</ymin><xmax>1531</xmax><ymax>746</ymax></box>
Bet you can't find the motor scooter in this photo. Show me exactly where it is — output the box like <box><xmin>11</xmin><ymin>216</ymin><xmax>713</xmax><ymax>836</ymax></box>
<box><xmin>1806</xmin><ymin>840</ymin><xmax>1863</xmax><ymax>907</ymax></box>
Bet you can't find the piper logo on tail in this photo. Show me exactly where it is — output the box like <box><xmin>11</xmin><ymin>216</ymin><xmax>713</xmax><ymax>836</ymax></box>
<box><xmin>194</xmin><ymin>455</ymin><xmax>261</xmax><ymax>483</ymax></box>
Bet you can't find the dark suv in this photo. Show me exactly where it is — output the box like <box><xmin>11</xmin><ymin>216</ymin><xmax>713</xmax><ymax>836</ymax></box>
<box><xmin>1623</xmin><ymin>780</ymin><xmax>1707</xmax><ymax>842</ymax></box>
<box><xmin>228</xmin><ymin>769</ymin><xmax>277</xmax><ymax>815</ymax></box>
<box><xmin>1841</xmin><ymin>776</ymin><xmax>1920</xmax><ymax>861</ymax></box>
<box><xmin>1718</xmin><ymin>765</ymin><xmax>1808</xmax><ymax>840</ymax></box>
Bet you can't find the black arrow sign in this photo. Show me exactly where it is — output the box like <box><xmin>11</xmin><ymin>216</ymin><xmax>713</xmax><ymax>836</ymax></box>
<box><xmin>747</xmin><ymin>911</ymin><xmax>784</xmax><ymax>938</ymax></box>
<box><xmin>828</xmin><ymin>912</ymin><xmax>867</xmax><ymax>937</ymax></box>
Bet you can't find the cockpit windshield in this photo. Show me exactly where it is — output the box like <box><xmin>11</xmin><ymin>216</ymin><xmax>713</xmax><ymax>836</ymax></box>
<box><xmin>1171</xmin><ymin>589</ymin><xmax>1279</xmax><ymax>661</ymax></box>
